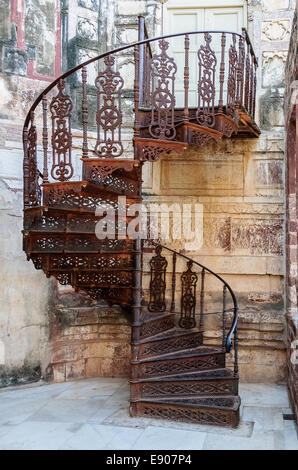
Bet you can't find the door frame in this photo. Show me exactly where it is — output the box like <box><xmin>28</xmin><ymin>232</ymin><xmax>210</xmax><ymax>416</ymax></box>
<box><xmin>164</xmin><ymin>0</ymin><xmax>248</xmax><ymax>32</ymax></box>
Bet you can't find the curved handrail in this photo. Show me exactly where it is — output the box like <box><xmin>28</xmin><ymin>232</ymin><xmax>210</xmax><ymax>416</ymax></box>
<box><xmin>151</xmin><ymin>241</ymin><xmax>238</xmax><ymax>354</ymax></box>
<box><xmin>23</xmin><ymin>28</ymin><xmax>255</xmax><ymax>131</ymax></box>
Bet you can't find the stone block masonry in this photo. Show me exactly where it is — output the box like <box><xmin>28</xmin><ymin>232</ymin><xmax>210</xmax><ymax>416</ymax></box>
<box><xmin>49</xmin><ymin>286</ymin><xmax>131</xmax><ymax>382</ymax></box>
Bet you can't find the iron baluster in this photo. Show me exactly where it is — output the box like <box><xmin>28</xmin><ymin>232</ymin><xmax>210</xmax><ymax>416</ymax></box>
<box><xmin>131</xmin><ymin>237</ymin><xmax>143</xmax><ymax>365</ymax></box>
<box><xmin>222</xmin><ymin>285</ymin><xmax>227</xmax><ymax>349</ymax></box>
<box><xmin>199</xmin><ymin>268</ymin><xmax>205</xmax><ymax>330</ymax></box>
<box><xmin>218</xmin><ymin>32</ymin><xmax>226</xmax><ymax>113</ymax></box>
<box><xmin>244</xmin><ymin>44</ymin><xmax>251</xmax><ymax>112</ymax></box>
<box><xmin>236</xmin><ymin>35</ymin><xmax>245</xmax><ymax>109</ymax></box>
<box><xmin>170</xmin><ymin>251</ymin><xmax>176</xmax><ymax>312</ymax></box>
<box><xmin>148</xmin><ymin>245</ymin><xmax>168</xmax><ymax>312</ymax></box>
<box><xmin>50</xmin><ymin>79</ymin><xmax>73</xmax><ymax>181</ymax></box>
<box><xmin>42</xmin><ymin>96</ymin><xmax>49</xmax><ymax>184</ymax></box>
<box><xmin>94</xmin><ymin>55</ymin><xmax>124</xmax><ymax>158</ymax></box>
<box><xmin>134</xmin><ymin>44</ymin><xmax>140</xmax><ymax>141</ymax></box>
<box><xmin>149</xmin><ymin>39</ymin><xmax>177</xmax><ymax>140</ymax></box>
<box><xmin>23</xmin><ymin>125</ymin><xmax>29</xmax><ymax>208</ymax></box>
<box><xmin>234</xmin><ymin>323</ymin><xmax>239</xmax><ymax>377</ymax></box>
<box><xmin>81</xmin><ymin>66</ymin><xmax>88</xmax><ymax>158</ymax></box>
<box><xmin>179</xmin><ymin>260</ymin><xmax>198</xmax><ymax>329</ymax></box>
<box><xmin>27</xmin><ymin>111</ymin><xmax>41</xmax><ymax>206</ymax></box>
<box><xmin>197</xmin><ymin>32</ymin><xmax>217</xmax><ymax>128</ymax></box>
<box><xmin>183</xmin><ymin>34</ymin><xmax>190</xmax><ymax>125</ymax></box>
<box><xmin>226</xmin><ymin>33</ymin><xmax>238</xmax><ymax>120</ymax></box>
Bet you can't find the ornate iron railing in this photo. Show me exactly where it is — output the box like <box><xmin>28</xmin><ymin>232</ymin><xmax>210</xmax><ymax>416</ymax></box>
<box><xmin>145</xmin><ymin>242</ymin><xmax>239</xmax><ymax>376</ymax></box>
<box><xmin>23</xmin><ymin>26</ymin><xmax>258</xmax><ymax>209</ymax></box>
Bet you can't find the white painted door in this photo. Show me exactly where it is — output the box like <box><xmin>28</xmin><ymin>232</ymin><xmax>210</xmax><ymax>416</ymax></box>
<box><xmin>164</xmin><ymin>1</ymin><xmax>247</xmax><ymax>107</ymax></box>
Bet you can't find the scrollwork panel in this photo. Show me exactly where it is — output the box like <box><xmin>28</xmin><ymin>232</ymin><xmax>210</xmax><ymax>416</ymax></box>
<box><xmin>50</xmin><ymin>79</ymin><xmax>73</xmax><ymax>181</ymax></box>
<box><xmin>94</xmin><ymin>55</ymin><xmax>124</xmax><ymax>158</ymax></box>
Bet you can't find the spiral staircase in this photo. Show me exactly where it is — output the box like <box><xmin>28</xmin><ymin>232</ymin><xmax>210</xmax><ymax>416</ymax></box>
<box><xmin>22</xmin><ymin>21</ymin><xmax>260</xmax><ymax>428</ymax></box>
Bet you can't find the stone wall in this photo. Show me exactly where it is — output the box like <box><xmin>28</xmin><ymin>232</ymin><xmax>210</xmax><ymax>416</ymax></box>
<box><xmin>284</xmin><ymin>6</ymin><xmax>298</xmax><ymax>426</ymax></box>
<box><xmin>49</xmin><ymin>285</ymin><xmax>131</xmax><ymax>382</ymax></box>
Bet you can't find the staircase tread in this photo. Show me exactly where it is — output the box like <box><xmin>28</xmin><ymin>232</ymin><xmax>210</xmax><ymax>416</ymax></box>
<box><xmin>137</xmin><ymin>327</ymin><xmax>202</xmax><ymax>344</ymax></box>
<box><xmin>134</xmin><ymin>345</ymin><xmax>223</xmax><ymax>364</ymax></box>
<box><xmin>130</xmin><ymin>368</ymin><xmax>235</xmax><ymax>383</ymax></box>
<box><xmin>24</xmin><ymin>205</ymin><xmax>134</xmax><ymax>216</ymax></box>
<box><xmin>131</xmin><ymin>395</ymin><xmax>241</xmax><ymax>411</ymax></box>
<box><xmin>42</xmin><ymin>180</ymin><xmax>141</xmax><ymax>200</ymax></box>
<box><xmin>141</xmin><ymin>312</ymin><xmax>174</xmax><ymax>324</ymax></box>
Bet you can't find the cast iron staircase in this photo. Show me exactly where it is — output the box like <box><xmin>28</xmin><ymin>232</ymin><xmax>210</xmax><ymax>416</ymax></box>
<box><xmin>22</xmin><ymin>22</ymin><xmax>260</xmax><ymax>427</ymax></box>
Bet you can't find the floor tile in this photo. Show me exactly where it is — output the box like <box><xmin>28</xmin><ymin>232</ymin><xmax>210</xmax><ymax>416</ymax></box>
<box><xmin>0</xmin><ymin>421</ymin><xmax>80</xmax><ymax>450</ymax></box>
<box><xmin>239</xmin><ymin>383</ymin><xmax>289</xmax><ymax>408</ymax></box>
<box><xmin>242</xmin><ymin>406</ymin><xmax>284</xmax><ymax>431</ymax></box>
<box><xmin>131</xmin><ymin>426</ymin><xmax>207</xmax><ymax>450</ymax></box>
<box><xmin>56</xmin><ymin>381</ymin><xmax>123</xmax><ymax>400</ymax></box>
<box><xmin>0</xmin><ymin>398</ymin><xmax>48</xmax><ymax>425</ymax></box>
<box><xmin>28</xmin><ymin>398</ymin><xmax>108</xmax><ymax>424</ymax></box>
<box><xmin>283</xmin><ymin>420</ymin><xmax>298</xmax><ymax>450</ymax></box>
<box><xmin>0</xmin><ymin>381</ymin><xmax>72</xmax><ymax>401</ymax></box>
<box><xmin>203</xmin><ymin>430</ymin><xmax>276</xmax><ymax>450</ymax></box>
<box><xmin>60</xmin><ymin>424</ymin><xmax>142</xmax><ymax>450</ymax></box>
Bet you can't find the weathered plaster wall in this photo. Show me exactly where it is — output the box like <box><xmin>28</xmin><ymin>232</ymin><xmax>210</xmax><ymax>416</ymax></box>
<box><xmin>0</xmin><ymin>0</ymin><xmax>62</xmax><ymax>385</ymax></box>
<box><xmin>0</xmin><ymin>0</ymin><xmax>158</xmax><ymax>384</ymax></box>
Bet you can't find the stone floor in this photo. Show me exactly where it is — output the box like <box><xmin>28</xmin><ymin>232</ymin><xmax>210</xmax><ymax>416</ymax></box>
<box><xmin>0</xmin><ymin>378</ymin><xmax>297</xmax><ymax>450</ymax></box>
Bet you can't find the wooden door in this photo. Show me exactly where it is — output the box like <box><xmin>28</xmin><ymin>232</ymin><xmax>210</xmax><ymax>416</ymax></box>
<box><xmin>164</xmin><ymin>1</ymin><xmax>247</xmax><ymax>108</ymax></box>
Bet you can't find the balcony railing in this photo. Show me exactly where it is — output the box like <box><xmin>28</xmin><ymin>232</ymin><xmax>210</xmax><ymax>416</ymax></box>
<box><xmin>23</xmin><ymin>26</ymin><xmax>259</xmax><ymax>209</ymax></box>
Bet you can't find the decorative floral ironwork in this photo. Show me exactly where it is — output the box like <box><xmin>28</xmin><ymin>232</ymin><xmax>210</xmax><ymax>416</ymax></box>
<box><xmin>244</xmin><ymin>52</ymin><xmax>251</xmax><ymax>111</ymax></box>
<box><xmin>226</xmin><ymin>34</ymin><xmax>238</xmax><ymax>120</ymax></box>
<box><xmin>50</xmin><ymin>79</ymin><xmax>73</xmax><ymax>182</ymax></box>
<box><xmin>149</xmin><ymin>40</ymin><xmax>177</xmax><ymax>140</ymax></box>
<box><xmin>140</xmin><ymin>332</ymin><xmax>202</xmax><ymax>358</ymax></box>
<box><xmin>94</xmin><ymin>55</ymin><xmax>124</xmax><ymax>157</ymax></box>
<box><xmin>140</xmin><ymin>316</ymin><xmax>174</xmax><ymax>339</ymax></box>
<box><xmin>142</xmin><ymin>381</ymin><xmax>234</xmax><ymax>397</ymax></box>
<box><xmin>148</xmin><ymin>245</ymin><xmax>168</xmax><ymax>312</ymax></box>
<box><xmin>141</xmin><ymin>353</ymin><xmax>225</xmax><ymax>378</ymax></box>
<box><xmin>196</xmin><ymin>33</ymin><xmax>217</xmax><ymax>128</ymax></box>
<box><xmin>179</xmin><ymin>260</ymin><xmax>198</xmax><ymax>329</ymax></box>
<box><xmin>142</xmin><ymin>145</ymin><xmax>172</xmax><ymax>161</ymax></box>
<box><xmin>236</xmin><ymin>36</ymin><xmax>245</xmax><ymax>108</ymax></box>
<box><xmin>26</xmin><ymin>113</ymin><xmax>41</xmax><ymax>207</ymax></box>
<box><xmin>191</xmin><ymin>130</ymin><xmax>213</xmax><ymax>146</ymax></box>
<box><xmin>137</xmin><ymin>403</ymin><xmax>234</xmax><ymax>427</ymax></box>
